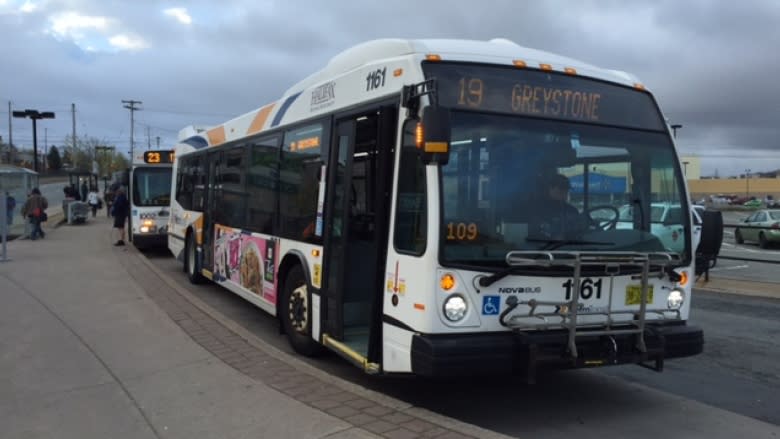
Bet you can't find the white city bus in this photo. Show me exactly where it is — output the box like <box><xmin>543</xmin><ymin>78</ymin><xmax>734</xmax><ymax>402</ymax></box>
<box><xmin>168</xmin><ymin>38</ymin><xmax>703</xmax><ymax>379</ymax></box>
<box><xmin>129</xmin><ymin>150</ymin><xmax>173</xmax><ymax>249</ymax></box>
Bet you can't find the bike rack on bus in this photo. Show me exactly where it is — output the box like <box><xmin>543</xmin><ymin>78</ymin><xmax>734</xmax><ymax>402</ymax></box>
<box><xmin>499</xmin><ymin>251</ymin><xmax>683</xmax><ymax>362</ymax></box>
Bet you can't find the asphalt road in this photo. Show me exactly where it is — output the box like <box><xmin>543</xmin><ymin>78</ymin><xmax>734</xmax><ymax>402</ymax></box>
<box><xmin>144</xmin><ymin>248</ymin><xmax>780</xmax><ymax>437</ymax></box>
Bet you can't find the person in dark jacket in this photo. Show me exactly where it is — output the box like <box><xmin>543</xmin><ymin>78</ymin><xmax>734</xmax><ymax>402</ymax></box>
<box><xmin>111</xmin><ymin>187</ymin><xmax>129</xmax><ymax>246</ymax></box>
<box><xmin>21</xmin><ymin>188</ymin><xmax>48</xmax><ymax>240</ymax></box>
<box><xmin>80</xmin><ymin>180</ymin><xmax>88</xmax><ymax>203</ymax></box>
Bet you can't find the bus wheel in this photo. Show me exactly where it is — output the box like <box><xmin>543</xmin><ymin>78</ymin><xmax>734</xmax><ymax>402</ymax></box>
<box><xmin>281</xmin><ymin>265</ymin><xmax>324</xmax><ymax>356</ymax></box>
<box><xmin>185</xmin><ymin>233</ymin><xmax>204</xmax><ymax>284</ymax></box>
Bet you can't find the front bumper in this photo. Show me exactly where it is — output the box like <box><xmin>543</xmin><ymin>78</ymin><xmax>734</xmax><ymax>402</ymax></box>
<box><xmin>410</xmin><ymin>323</ymin><xmax>703</xmax><ymax>378</ymax></box>
<box><xmin>132</xmin><ymin>233</ymin><xmax>168</xmax><ymax>249</ymax></box>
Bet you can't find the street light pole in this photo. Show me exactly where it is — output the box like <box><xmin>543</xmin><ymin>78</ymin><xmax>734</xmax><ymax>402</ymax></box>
<box><xmin>746</xmin><ymin>168</ymin><xmax>751</xmax><ymax>196</ymax></box>
<box><xmin>12</xmin><ymin>109</ymin><xmax>55</xmax><ymax>173</ymax></box>
<box><xmin>671</xmin><ymin>124</ymin><xmax>683</xmax><ymax>138</ymax></box>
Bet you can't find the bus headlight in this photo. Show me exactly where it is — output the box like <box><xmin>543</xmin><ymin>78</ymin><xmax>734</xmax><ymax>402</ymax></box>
<box><xmin>140</xmin><ymin>219</ymin><xmax>155</xmax><ymax>233</ymax></box>
<box><xmin>667</xmin><ymin>289</ymin><xmax>685</xmax><ymax>310</ymax></box>
<box><xmin>443</xmin><ymin>294</ymin><xmax>468</xmax><ymax>322</ymax></box>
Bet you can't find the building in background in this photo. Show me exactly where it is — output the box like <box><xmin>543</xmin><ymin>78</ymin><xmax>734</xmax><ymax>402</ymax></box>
<box><xmin>679</xmin><ymin>156</ymin><xmax>701</xmax><ymax>180</ymax></box>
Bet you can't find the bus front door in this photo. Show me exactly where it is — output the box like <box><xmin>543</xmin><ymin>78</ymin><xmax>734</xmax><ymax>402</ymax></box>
<box><xmin>324</xmin><ymin>107</ymin><xmax>396</xmax><ymax>365</ymax></box>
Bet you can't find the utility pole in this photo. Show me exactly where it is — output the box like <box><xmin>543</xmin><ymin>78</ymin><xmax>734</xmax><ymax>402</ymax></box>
<box><xmin>122</xmin><ymin>99</ymin><xmax>142</xmax><ymax>160</ymax></box>
<box><xmin>71</xmin><ymin>103</ymin><xmax>77</xmax><ymax>150</ymax></box>
<box><xmin>146</xmin><ymin>126</ymin><xmax>151</xmax><ymax>150</ymax></box>
<box><xmin>156</xmin><ymin>136</ymin><xmax>160</xmax><ymax>149</ymax></box>
<box><xmin>44</xmin><ymin>128</ymin><xmax>48</xmax><ymax>172</ymax></box>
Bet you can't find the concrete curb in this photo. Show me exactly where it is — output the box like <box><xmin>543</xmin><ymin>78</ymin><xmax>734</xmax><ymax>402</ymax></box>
<box><xmin>130</xmin><ymin>244</ymin><xmax>515</xmax><ymax>439</ymax></box>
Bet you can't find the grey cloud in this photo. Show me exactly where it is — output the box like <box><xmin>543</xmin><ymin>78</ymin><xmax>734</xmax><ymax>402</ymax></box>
<box><xmin>2</xmin><ymin>0</ymin><xmax>780</xmax><ymax>176</ymax></box>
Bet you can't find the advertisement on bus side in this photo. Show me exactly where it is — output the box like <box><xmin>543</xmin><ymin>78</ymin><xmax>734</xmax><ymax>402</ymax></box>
<box><xmin>214</xmin><ymin>225</ymin><xmax>277</xmax><ymax>304</ymax></box>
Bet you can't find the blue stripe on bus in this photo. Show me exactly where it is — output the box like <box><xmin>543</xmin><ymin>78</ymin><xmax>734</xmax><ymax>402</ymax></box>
<box><xmin>271</xmin><ymin>92</ymin><xmax>302</xmax><ymax>127</ymax></box>
<box><xmin>181</xmin><ymin>136</ymin><xmax>209</xmax><ymax>149</ymax></box>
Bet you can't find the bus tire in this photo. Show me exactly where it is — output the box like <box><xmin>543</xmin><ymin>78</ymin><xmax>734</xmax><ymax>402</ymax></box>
<box><xmin>281</xmin><ymin>265</ymin><xmax>324</xmax><ymax>356</ymax></box>
<box><xmin>185</xmin><ymin>232</ymin><xmax>204</xmax><ymax>284</ymax></box>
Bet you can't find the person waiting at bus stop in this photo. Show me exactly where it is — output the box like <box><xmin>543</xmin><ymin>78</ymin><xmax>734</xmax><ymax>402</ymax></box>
<box><xmin>529</xmin><ymin>173</ymin><xmax>586</xmax><ymax>241</ymax></box>
<box><xmin>111</xmin><ymin>187</ymin><xmax>129</xmax><ymax>246</ymax></box>
<box><xmin>21</xmin><ymin>188</ymin><xmax>48</xmax><ymax>241</ymax></box>
<box><xmin>87</xmin><ymin>187</ymin><xmax>101</xmax><ymax>218</ymax></box>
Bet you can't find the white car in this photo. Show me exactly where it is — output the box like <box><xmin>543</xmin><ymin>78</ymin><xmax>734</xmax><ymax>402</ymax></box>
<box><xmin>617</xmin><ymin>203</ymin><xmax>686</xmax><ymax>251</ymax></box>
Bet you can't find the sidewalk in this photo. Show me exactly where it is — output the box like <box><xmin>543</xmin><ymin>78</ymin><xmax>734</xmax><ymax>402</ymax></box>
<box><xmin>0</xmin><ymin>215</ymin><xmax>506</xmax><ymax>438</ymax></box>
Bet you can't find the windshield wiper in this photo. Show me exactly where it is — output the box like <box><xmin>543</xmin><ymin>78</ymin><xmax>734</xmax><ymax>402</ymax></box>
<box><xmin>478</xmin><ymin>265</ymin><xmax>527</xmax><ymax>288</ymax></box>
<box><xmin>525</xmin><ymin>238</ymin><xmax>614</xmax><ymax>251</ymax></box>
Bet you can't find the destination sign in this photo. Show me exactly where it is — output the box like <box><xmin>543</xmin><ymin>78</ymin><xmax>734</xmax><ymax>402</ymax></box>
<box><xmin>143</xmin><ymin>150</ymin><xmax>175</xmax><ymax>164</ymax></box>
<box><xmin>424</xmin><ymin>63</ymin><xmax>665</xmax><ymax>131</ymax></box>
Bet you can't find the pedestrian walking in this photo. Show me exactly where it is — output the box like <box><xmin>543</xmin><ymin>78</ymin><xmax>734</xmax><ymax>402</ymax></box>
<box><xmin>80</xmin><ymin>180</ymin><xmax>89</xmax><ymax>203</ymax></box>
<box><xmin>111</xmin><ymin>187</ymin><xmax>129</xmax><ymax>246</ymax></box>
<box><xmin>87</xmin><ymin>187</ymin><xmax>101</xmax><ymax>218</ymax></box>
<box><xmin>21</xmin><ymin>188</ymin><xmax>48</xmax><ymax>241</ymax></box>
<box><xmin>5</xmin><ymin>191</ymin><xmax>15</xmax><ymax>226</ymax></box>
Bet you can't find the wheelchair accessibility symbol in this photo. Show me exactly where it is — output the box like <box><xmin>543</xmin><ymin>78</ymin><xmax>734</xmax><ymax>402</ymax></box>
<box><xmin>482</xmin><ymin>296</ymin><xmax>500</xmax><ymax>315</ymax></box>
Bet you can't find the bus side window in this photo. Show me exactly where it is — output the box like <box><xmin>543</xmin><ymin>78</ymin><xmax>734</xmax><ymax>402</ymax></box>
<box><xmin>247</xmin><ymin>137</ymin><xmax>279</xmax><ymax>234</ymax></box>
<box><xmin>279</xmin><ymin>121</ymin><xmax>326</xmax><ymax>243</ymax></box>
<box><xmin>176</xmin><ymin>156</ymin><xmax>195</xmax><ymax>210</ymax></box>
<box><xmin>192</xmin><ymin>157</ymin><xmax>206</xmax><ymax>211</ymax></box>
<box><xmin>216</xmin><ymin>147</ymin><xmax>247</xmax><ymax>228</ymax></box>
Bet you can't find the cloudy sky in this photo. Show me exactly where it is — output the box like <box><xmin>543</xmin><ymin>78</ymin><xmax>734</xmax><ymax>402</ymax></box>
<box><xmin>1</xmin><ymin>0</ymin><xmax>779</xmax><ymax>176</ymax></box>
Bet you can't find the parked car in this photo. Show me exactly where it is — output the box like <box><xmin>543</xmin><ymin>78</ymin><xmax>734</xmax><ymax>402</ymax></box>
<box><xmin>617</xmin><ymin>202</ymin><xmax>685</xmax><ymax>251</ymax></box>
<box><xmin>734</xmin><ymin>209</ymin><xmax>780</xmax><ymax>248</ymax></box>
<box><xmin>743</xmin><ymin>198</ymin><xmax>762</xmax><ymax>208</ymax></box>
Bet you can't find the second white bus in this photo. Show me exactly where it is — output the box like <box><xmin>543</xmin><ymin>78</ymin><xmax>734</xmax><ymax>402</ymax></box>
<box><xmin>129</xmin><ymin>150</ymin><xmax>174</xmax><ymax>249</ymax></box>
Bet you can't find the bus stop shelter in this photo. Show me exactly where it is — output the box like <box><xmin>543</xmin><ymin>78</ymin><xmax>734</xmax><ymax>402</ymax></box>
<box><xmin>0</xmin><ymin>165</ymin><xmax>39</xmax><ymax>239</ymax></box>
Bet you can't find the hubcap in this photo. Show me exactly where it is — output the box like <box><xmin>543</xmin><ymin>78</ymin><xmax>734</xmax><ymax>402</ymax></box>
<box><xmin>288</xmin><ymin>285</ymin><xmax>308</xmax><ymax>333</ymax></box>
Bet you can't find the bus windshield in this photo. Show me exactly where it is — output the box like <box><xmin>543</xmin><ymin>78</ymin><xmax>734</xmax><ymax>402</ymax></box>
<box><xmin>132</xmin><ymin>167</ymin><xmax>172</xmax><ymax>207</ymax></box>
<box><xmin>439</xmin><ymin>111</ymin><xmax>689</xmax><ymax>267</ymax></box>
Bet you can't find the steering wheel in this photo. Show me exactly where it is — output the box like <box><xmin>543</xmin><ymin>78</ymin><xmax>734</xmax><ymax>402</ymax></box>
<box><xmin>586</xmin><ymin>205</ymin><xmax>620</xmax><ymax>231</ymax></box>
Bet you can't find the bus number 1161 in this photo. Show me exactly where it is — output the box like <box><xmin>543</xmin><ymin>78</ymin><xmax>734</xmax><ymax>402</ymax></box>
<box><xmin>563</xmin><ymin>278</ymin><xmax>603</xmax><ymax>300</ymax></box>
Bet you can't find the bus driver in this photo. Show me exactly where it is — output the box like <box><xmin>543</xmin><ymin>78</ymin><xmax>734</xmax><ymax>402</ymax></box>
<box><xmin>530</xmin><ymin>173</ymin><xmax>586</xmax><ymax>240</ymax></box>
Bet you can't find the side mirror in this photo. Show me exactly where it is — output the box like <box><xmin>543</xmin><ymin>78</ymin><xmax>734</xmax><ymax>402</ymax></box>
<box><xmin>418</xmin><ymin>106</ymin><xmax>451</xmax><ymax>165</ymax></box>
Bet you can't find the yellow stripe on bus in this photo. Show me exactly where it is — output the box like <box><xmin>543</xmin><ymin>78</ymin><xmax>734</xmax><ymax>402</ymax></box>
<box><xmin>247</xmin><ymin>103</ymin><xmax>276</xmax><ymax>135</ymax></box>
<box><xmin>207</xmin><ymin>126</ymin><xmax>226</xmax><ymax>146</ymax></box>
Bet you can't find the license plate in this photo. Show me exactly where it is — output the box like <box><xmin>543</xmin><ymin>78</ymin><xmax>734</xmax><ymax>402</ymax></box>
<box><xmin>625</xmin><ymin>285</ymin><xmax>654</xmax><ymax>305</ymax></box>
